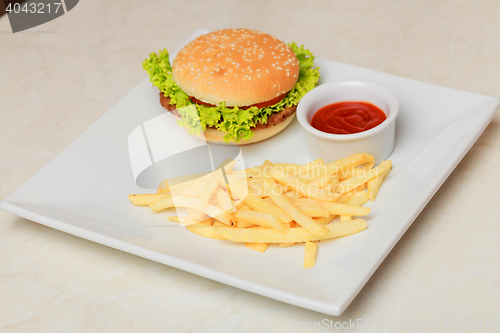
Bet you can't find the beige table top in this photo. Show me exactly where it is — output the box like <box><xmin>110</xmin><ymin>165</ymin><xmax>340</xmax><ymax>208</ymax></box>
<box><xmin>1</xmin><ymin>1</ymin><xmax>499</xmax><ymax>332</ymax></box>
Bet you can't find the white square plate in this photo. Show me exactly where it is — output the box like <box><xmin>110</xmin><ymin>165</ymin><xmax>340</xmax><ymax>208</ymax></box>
<box><xmin>2</xmin><ymin>29</ymin><xmax>499</xmax><ymax>315</ymax></box>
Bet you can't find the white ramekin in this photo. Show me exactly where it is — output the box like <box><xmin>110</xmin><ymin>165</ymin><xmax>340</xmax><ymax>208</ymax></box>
<box><xmin>296</xmin><ymin>79</ymin><xmax>399</xmax><ymax>163</ymax></box>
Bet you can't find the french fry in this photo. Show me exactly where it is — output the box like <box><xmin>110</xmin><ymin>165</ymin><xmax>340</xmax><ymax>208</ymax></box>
<box><xmin>248</xmin><ymin>178</ymin><xmax>261</xmax><ymax>188</ymax></box>
<box><xmin>263</xmin><ymin>176</ymin><xmax>329</xmax><ymax>236</ymax></box>
<box><xmin>242</xmin><ymin>192</ymin><xmax>292</xmax><ymax>223</ymax></box>
<box><xmin>367</xmin><ymin>160</ymin><xmax>392</xmax><ymax>201</ymax></box>
<box><xmin>149</xmin><ymin>195</ymin><xmax>228</xmax><ymax>225</ymax></box>
<box><xmin>284</xmin><ymin>190</ymin><xmax>302</xmax><ymax>199</ymax></box>
<box><xmin>291</xmin><ymin>198</ymin><xmax>323</xmax><ymax>207</ymax></box>
<box><xmin>270</xmin><ymin>159</ymin><xmax>323</xmax><ymax>178</ymax></box>
<box><xmin>185</xmin><ymin>220</ymin><xmax>225</xmax><ymax>240</ymax></box>
<box><xmin>232</xmin><ymin>210</ymin><xmax>285</xmax><ymax>232</ymax></box>
<box><xmin>298</xmin><ymin>205</ymin><xmax>330</xmax><ymax>218</ymax></box>
<box><xmin>300</xmin><ymin>158</ymin><xmax>324</xmax><ymax>171</ymax></box>
<box><xmin>279</xmin><ymin>242</ymin><xmax>296</xmax><ymax>248</ymax></box>
<box><xmin>170</xmin><ymin>186</ymin><xmax>200</xmax><ymax>198</ymax></box>
<box><xmin>304</xmin><ymin>241</ymin><xmax>318</xmax><ymax>268</ymax></box>
<box><xmin>234</xmin><ymin>221</ymin><xmax>257</xmax><ymax>228</ymax></box>
<box><xmin>328</xmin><ymin>175</ymin><xmax>340</xmax><ymax>186</ymax></box>
<box><xmin>214</xmin><ymin>186</ymin><xmax>234</xmax><ymax>211</ymax></box>
<box><xmin>214</xmin><ymin>212</ymin><xmax>234</xmax><ymax>226</ymax></box>
<box><xmin>336</xmin><ymin>161</ymin><xmax>391</xmax><ymax>194</ymax></box>
<box><xmin>148</xmin><ymin>196</ymin><xmax>175</xmax><ymax>212</ymax></box>
<box><xmin>298</xmin><ymin>153</ymin><xmax>375</xmax><ymax>183</ymax></box>
<box><xmin>213</xmin><ymin>219</ymin><xmax>367</xmax><ymax>243</ymax></box>
<box><xmin>263</xmin><ymin>197</ymin><xmax>274</xmax><ymax>205</ymax></box>
<box><xmin>129</xmin><ymin>193</ymin><xmax>170</xmax><ymax>206</ymax></box>
<box><xmin>320</xmin><ymin>202</ymin><xmax>371</xmax><ymax>216</ymax></box>
<box><xmin>157</xmin><ymin>180</ymin><xmax>169</xmax><ymax>194</ymax></box>
<box><xmin>200</xmin><ymin>169</ymin><xmax>224</xmax><ymax>206</ymax></box>
<box><xmin>339</xmin><ymin>191</ymin><xmax>370</xmax><ymax>222</ymax></box>
<box><xmin>248</xmin><ymin>186</ymin><xmax>267</xmax><ymax>198</ymax></box>
<box><xmin>130</xmin><ymin>154</ymin><xmax>391</xmax><ymax>269</ymax></box>
<box><xmin>246</xmin><ymin>243</ymin><xmax>269</xmax><ymax>253</ymax></box>
<box><xmin>337</xmin><ymin>165</ymin><xmax>370</xmax><ymax>181</ymax></box>
<box><xmin>270</xmin><ymin>167</ymin><xmax>340</xmax><ymax>202</ymax></box>
<box><xmin>340</xmin><ymin>215</ymin><xmax>353</xmax><ymax>222</ymax></box>
<box><xmin>230</xmin><ymin>168</ymin><xmax>260</xmax><ymax>179</ymax></box>
<box><xmin>338</xmin><ymin>189</ymin><xmax>359</xmax><ymax>204</ymax></box>
<box><xmin>226</xmin><ymin>174</ymin><xmax>248</xmax><ymax>204</ymax></box>
<box><xmin>308</xmin><ymin>172</ymin><xmax>331</xmax><ymax>188</ymax></box>
<box><xmin>271</xmin><ymin>163</ymin><xmax>302</xmax><ymax>177</ymax></box>
<box><xmin>345</xmin><ymin>190</ymin><xmax>370</xmax><ymax>207</ymax></box>
<box><xmin>314</xmin><ymin>215</ymin><xmax>337</xmax><ymax>225</ymax></box>
<box><xmin>186</xmin><ymin>208</ymin><xmax>208</xmax><ymax>221</ymax></box>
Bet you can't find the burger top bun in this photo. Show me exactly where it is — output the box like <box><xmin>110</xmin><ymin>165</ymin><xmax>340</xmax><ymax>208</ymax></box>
<box><xmin>172</xmin><ymin>28</ymin><xmax>300</xmax><ymax>107</ymax></box>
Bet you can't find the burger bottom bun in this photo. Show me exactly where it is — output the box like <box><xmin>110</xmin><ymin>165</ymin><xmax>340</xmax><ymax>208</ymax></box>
<box><xmin>177</xmin><ymin>113</ymin><xmax>295</xmax><ymax>145</ymax></box>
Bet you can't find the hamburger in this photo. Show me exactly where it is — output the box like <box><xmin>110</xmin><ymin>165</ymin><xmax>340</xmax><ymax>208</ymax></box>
<box><xmin>143</xmin><ymin>28</ymin><xmax>319</xmax><ymax>144</ymax></box>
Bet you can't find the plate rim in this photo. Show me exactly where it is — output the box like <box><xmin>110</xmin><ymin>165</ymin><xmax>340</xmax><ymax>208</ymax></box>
<box><xmin>2</xmin><ymin>28</ymin><xmax>499</xmax><ymax>316</ymax></box>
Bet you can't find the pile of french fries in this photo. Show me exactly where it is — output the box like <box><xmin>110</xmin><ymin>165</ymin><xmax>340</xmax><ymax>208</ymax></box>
<box><xmin>129</xmin><ymin>153</ymin><xmax>392</xmax><ymax>268</ymax></box>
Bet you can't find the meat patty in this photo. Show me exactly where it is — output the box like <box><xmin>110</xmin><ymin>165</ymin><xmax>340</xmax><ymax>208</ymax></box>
<box><xmin>159</xmin><ymin>92</ymin><xmax>296</xmax><ymax>129</ymax></box>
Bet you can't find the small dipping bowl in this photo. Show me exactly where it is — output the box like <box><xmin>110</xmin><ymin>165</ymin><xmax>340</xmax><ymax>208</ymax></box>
<box><xmin>297</xmin><ymin>79</ymin><xmax>399</xmax><ymax>163</ymax></box>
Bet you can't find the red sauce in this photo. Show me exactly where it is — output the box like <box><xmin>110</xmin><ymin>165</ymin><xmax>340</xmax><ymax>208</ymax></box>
<box><xmin>189</xmin><ymin>93</ymin><xmax>288</xmax><ymax>110</ymax></box>
<box><xmin>311</xmin><ymin>101</ymin><xmax>387</xmax><ymax>135</ymax></box>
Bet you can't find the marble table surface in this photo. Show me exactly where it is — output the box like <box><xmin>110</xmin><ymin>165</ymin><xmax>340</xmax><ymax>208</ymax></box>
<box><xmin>1</xmin><ymin>1</ymin><xmax>499</xmax><ymax>332</ymax></box>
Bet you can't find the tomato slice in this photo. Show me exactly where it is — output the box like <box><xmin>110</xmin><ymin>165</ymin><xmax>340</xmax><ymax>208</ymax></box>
<box><xmin>189</xmin><ymin>93</ymin><xmax>288</xmax><ymax>110</ymax></box>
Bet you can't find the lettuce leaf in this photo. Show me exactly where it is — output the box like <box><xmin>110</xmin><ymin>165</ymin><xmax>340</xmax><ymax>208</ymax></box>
<box><xmin>143</xmin><ymin>42</ymin><xmax>320</xmax><ymax>142</ymax></box>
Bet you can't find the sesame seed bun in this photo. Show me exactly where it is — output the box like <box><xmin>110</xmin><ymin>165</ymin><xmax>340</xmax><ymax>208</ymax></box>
<box><xmin>172</xmin><ymin>28</ymin><xmax>300</xmax><ymax>107</ymax></box>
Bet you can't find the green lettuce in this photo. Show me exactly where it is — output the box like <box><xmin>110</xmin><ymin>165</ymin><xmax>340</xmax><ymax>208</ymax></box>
<box><xmin>143</xmin><ymin>42</ymin><xmax>320</xmax><ymax>142</ymax></box>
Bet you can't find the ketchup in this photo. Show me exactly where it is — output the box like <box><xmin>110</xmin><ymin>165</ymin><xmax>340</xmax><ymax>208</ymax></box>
<box><xmin>311</xmin><ymin>101</ymin><xmax>387</xmax><ymax>135</ymax></box>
